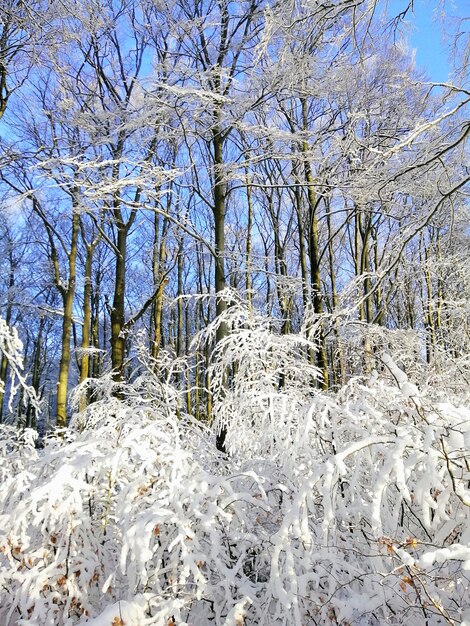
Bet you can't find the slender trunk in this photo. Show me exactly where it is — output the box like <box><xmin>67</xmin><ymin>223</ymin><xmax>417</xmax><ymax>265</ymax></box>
<box><xmin>268</xmin><ymin>192</ymin><xmax>291</xmax><ymax>335</ymax></box>
<box><xmin>176</xmin><ymin>236</ymin><xmax>184</xmax><ymax>362</ymax></box>
<box><xmin>423</xmin><ymin>241</ymin><xmax>436</xmax><ymax>364</ymax></box>
<box><xmin>360</xmin><ymin>222</ymin><xmax>373</xmax><ymax>324</ymax></box>
<box><xmin>213</xmin><ymin>120</ymin><xmax>229</xmax><ymax>452</ymax></box>
<box><xmin>435</xmin><ymin>231</ymin><xmax>443</xmax><ymax>338</ymax></box>
<box><xmin>78</xmin><ymin>242</ymin><xmax>94</xmax><ymax>412</ymax></box>
<box><xmin>56</xmin><ymin>210</ymin><xmax>80</xmax><ymax>427</ymax></box>
<box><xmin>292</xmin><ymin>157</ymin><xmax>309</xmax><ymax>310</ymax></box>
<box><xmin>404</xmin><ymin>274</ymin><xmax>415</xmax><ymax>329</ymax></box>
<box><xmin>185</xmin><ymin>301</ymin><xmax>192</xmax><ymax>415</ymax></box>
<box><xmin>152</xmin><ymin>286</ymin><xmax>165</xmax><ymax>363</ymax></box>
<box><xmin>0</xmin><ymin>353</ymin><xmax>8</xmax><ymax>423</ymax></box>
<box><xmin>213</xmin><ymin>123</ymin><xmax>228</xmax><ymax>346</ymax></box>
<box><xmin>372</xmin><ymin>231</ymin><xmax>384</xmax><ymax>326</ymax></box>
<box><xmin>90</xmin><ymin>266</ymin><xmax>101</xmax><ymax>380</ymax></box>
<box><xmin>245</xmin><ymin>166</ymin><xmax>253</xmax><ymax>311</ymax></box>
<box><xmin>262</xmin><ymin>234</ymin><xmax>272</xmax><ymax>319</ymax></box>
<box><xmin>205</xmin><ymin>342</ymin><xmax>212</xmax><ymax>422</ymax></box>
<box><xmin>326</xmin><ymin>198</ymin><xmax>344</xmax><ymax>386</ymax></box>
<box><xmin>301</xmin><ymin>97</ymin><xmax>328</xmax><ymax>389</ymax></box>
<box><xmin>151</xmin><ymin>214</ymin><xmax>168</xmax><ymax>363</ymax></box>
<box><xmin>355</xmin><ymin>207</ymin><xmax>373</xmax><ymax>372</ymax></box>
<box><xmin>110</xmin><ymin>222</ymin><xmax>127</xmax><ymax>381</ymax></box>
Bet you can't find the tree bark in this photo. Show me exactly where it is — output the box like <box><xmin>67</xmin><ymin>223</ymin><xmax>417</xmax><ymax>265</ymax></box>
<box><xmin>301</xmin><ymin>97</ymin><xmax>329</xmax><ymax>389</ymax></box>
<box><xmin>56</xmin><ymin>209</ymin><xmax>80</xmax><ymax>427</ymax></box>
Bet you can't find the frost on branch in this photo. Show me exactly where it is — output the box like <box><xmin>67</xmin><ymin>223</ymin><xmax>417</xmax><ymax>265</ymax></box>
<box><xmin>0</xmin><ymin>316</ymin><xmax>39</xmax><ymax>419</ymax></box>
<box><xmin>0</xmin><ymin>307</ymin><xmax>469</xmax><ymax>625</ymax></box>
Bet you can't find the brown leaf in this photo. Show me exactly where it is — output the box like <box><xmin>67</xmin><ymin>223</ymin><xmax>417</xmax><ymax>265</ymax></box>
<box><xmin>111</xmin><ymin>618</ymin><xmax>125</xmax><ymax>626</ymax></box>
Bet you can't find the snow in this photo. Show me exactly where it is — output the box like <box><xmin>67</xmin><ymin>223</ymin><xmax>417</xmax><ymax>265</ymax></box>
<box><xmin>0</xmin><ymin>309</ymin><xmax>469</xmax><ymax>625</ymax></box>
<box><xmin>76</xmin><ymin>600</ymin><xmax>148</xmax><ymax>625</ymax></box>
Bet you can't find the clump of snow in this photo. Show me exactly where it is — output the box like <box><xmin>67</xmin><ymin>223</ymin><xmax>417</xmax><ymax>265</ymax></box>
<box><xmin>76</xmin><ymin>600</ymin><xmax>148</xmax><ymax>625</ymax></box>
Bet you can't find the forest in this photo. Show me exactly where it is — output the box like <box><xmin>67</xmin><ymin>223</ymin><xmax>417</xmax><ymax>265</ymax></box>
<box><xmin>0</xmin><ymin>0</ymin><xmax>469</xmax><ymax>624</ymax></box>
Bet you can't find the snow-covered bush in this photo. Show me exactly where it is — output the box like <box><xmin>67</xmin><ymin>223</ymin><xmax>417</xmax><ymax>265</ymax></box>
<box><xmin>0</xmin><ymin>303</ymin><xmax>469</xmax><ymax>625</ymax></box>
<box><xmin>0</xmin><ymin>316</ymin><xmax>39</xmax><ymax>420</ymax></box>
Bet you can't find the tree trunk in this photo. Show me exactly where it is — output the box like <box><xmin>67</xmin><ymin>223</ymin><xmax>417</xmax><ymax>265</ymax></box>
<box><xmin>110</xmin><ymin>222</ymin><xmax>128</xmax><ymax>382</ymax></box>
<box><xmin>78</xmin><ymin>240</ymin><xmax>95</xmax><ymax>412</ymax></box>
<box><xmin>213</xmin><ymin>123</ymin><xmax>228</xmax><ymax>346</ymax></box>
<box><xmin>326</xmin><ymin>197</ymin><xmax>344</xmax><ymax>386</ymax></box>
<box><xmin>301</xmin><ymin>97</ymin><xmax>329</xmax><ymax>389</ymax></box>
<box><xmin>212</xmin><ymin>121</ymin><xmax>229</xmax><ymax>452</ymax></box>
<box><xmin>245</xmin><ymin>166</ymin><xmax>253</xmax><ymax>311</ymax></box>
<box><xmin>56</xmin><ymin>210</ymin><xmax>80</xmax><ymax>427</ymax></box>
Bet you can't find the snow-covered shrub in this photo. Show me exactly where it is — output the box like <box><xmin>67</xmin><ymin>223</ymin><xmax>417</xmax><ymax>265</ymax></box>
<box><xmin>0</xmin><ymin>302</ymin><xmax>469</xmax><ymax>625</ymax></box>
<box><xmin>0</xmin><ymin>375</ymin><xmax>280</xmax><ymax>625</ymax></box>
<box><xmin>0</xmin><ymin>316</ymin><xmax>39</xmax><ymax>420</ymax></box>
<box><xmin>194</xmin><ymin>292</ymin><xmax>321</xmax><ymax>459</ymax></box>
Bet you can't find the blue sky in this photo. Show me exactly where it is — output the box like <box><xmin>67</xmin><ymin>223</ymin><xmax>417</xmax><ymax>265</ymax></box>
<box><xmin>395</xmin><ymin>0</ymin><xmax>469</xmax><ymax>82</ymax></box>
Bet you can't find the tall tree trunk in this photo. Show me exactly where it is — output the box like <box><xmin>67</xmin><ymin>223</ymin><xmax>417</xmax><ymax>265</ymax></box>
<box><xmin>185</xmin><ymin>301</ymin><xmax>192</xmax><ymax>415</ymax></box>
<box><xmin>90</xmin><ymin>264</ymin><xmax>102</xmax><ymax>380</ymax></box>
<box><xmin>245</xmin><ymin>166</ymin><xmax>253</xmax><ymax>311</ymax></box>
<box><xmin>176</xmin><ymin>235</ymin><xmax>184</xmax><ymax>363</ymax></box>
<box><xmin>267</xmin><ymin>191</ymin><xmax>291</xmax><ymax>336</ymax></box>
<box><xmin>151</xmin><ymin>212</ymin><xmax>169</xmax><ymax>364</ymax></box>
<box><xmin>110</xmin><ymin>222</ymin><xmax>128</xmax><ymax>382</ymax></box>
<box><xmin>292</xmin><ymin>156</ymin><xmax>309</xmax><ymax>311</ymax></box>
<box><xmin>213</xmin><ymin>121</ymin><xmax>229</xmax><ymax>452</ymax></box>
<box><xmin>422</xmin><ymin>238</ymin><xmax>436</xmax><ymax>364</ymax></box>
<box><xmin>355</xmin><ymin>207</ymin><xmax>373</xmax><ymax>372</ymax></box>
<box><xmin>326</xmin><ymin>197</ymin><xmax>344</xmax><ymax>386</ymax></box>
<box><xmin>56</xmin><ymin>210</ymin><xmax>80</xmax><ymax>427</ymax></box>
<box><xmin>301</xmin><ymin>97</ymin><xmax>329</xmax><ymax>389</ymax></box>
<box><xmin>78</xmin><ymin>231</ymin><xmax>100</xmax><ymax>412</ymax></box>
<box><xmin>213</xmin><ymin>122</ymin><xmax>228</xmax><ymax>346</ymax></box>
